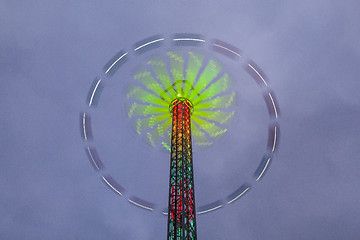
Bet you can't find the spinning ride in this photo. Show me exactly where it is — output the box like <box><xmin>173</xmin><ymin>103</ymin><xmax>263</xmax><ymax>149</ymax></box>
<box><xmin>80</xmin><ymin>34</ymin><xmax>280</xmax><ymax>240</ymax></box>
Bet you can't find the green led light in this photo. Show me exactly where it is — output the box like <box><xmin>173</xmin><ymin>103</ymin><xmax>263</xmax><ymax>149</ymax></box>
<box><xmin>127</xmin><ymin>50</ymin><xmax>236</xmax><ymax>150</ymax></box>
<box><xmin>192</xmin><ymin>73</ymin><xmax>232</xmax><ymax>105</ymax></box>
<box><xmin>192</xmin><ymin>116</ymin><xmax>227</xmax><ymax>138</ymax></box>
<box><xmin>126</xmin><ymin>102</ymin><xmax>168</xmax><ymax>117</ymax></box>
<box><xmin>127</xmin><ymin>84</ymin><xmax>167</xmax><ymax>107</ymax></box>
<box><xmin>161</xmin><ymin>141</ymin><xmax>171</xmax><ymax>152</ymax></box>
<box><xmin>131</xmin><ymin>114</ymin><xmax>169</xmax><ymax>134</ymax></box>
<box><xmin>185</xmin><ymin>51</ymin><xmax>204</xmax><ymax>96</ymax></box>
<box><xmin>144</xmin><ymin>118</ymin><xmax>171</xmax><ymax>147</ymax></box>
<box><xmin>168</xmin><ymin>51</ymin><xmax>184</xmax><ymax>87</ymax></box>
<box><xmin>186</xmin><ymin>59</ymin><xmax>222</xmax><ymax>100</ymax></box>
<box><xmin>147</xmin><ymin>55</ymin><xmax>173</xmax><ymax>99</ymax></box>
<box><xmin>192</xmin><ymin>123</ymin><xmax>212</xmax><ymax>146</ymax></box>
<box><xmin>134</xmin><ymin>66</ymin><xmax>172</xmax><ymax>103</ymax></box>
<box><xmin>195</xmin><ymin>92</ymin><xmax>235</xmax><ymax>110</ymax></box>
<box><xmin>194</xmin><ymin>110</ymin><xmax>235</xmax><ymax>125</ymax></box>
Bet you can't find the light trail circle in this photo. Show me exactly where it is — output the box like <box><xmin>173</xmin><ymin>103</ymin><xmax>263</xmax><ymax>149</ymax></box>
<box><xmin>80</xmin><ymin>34</ymin><xmax>281</xmax><ymax>215</ymax></box>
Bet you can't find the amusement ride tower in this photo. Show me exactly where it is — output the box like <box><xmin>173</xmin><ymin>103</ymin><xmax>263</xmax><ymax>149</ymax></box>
<box><xmin>125</xmin><ymin>47</ymin><xmax>237</xmax><ymax>239</ymax></box>
<box><xmin>168</xmin><ymin>97</ymin><xmax>196</xmax><ymax>239</ymax></box>
<box><xmin>81</xmin><ymin>34</ymin><xmax>280</xmax><ymax>240</ymax></box>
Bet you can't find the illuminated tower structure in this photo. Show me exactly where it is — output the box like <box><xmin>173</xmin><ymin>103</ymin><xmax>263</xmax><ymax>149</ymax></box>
<box><xmin>126</xmin><ymin>50</ymin><xmax>236</xmax><ymax>239</ymax></box>
<box><xmin>82</xmin><ymin>35</ymin><xmax>281</xmax><ymax>240</ymax></box>
<box><xmin>168</xmin><ymin>97</ymin><xmax>196</xmax><ymax>239</ymax></box>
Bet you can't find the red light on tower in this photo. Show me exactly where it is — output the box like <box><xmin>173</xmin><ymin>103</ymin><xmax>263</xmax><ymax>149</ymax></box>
<box><xmin>168</xmin><ymin>98</ymin><xmax>197</xmax><ymax>239</ymax></box>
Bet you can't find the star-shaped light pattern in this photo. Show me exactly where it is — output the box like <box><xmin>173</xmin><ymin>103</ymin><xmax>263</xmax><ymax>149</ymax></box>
<box><xmin>80</xmin><ymin>34</ymin><xmax>281</xmax><ymax>216</ymax></box>
<box><xmin>126</xmin><ymin>50</ymin><xmax>236</xmax><ymax>150</ymax></box>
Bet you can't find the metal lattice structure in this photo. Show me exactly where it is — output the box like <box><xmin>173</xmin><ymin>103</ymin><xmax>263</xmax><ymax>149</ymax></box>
<box><xmin>81</xmin><ymin>34</ymin><xmax>281</xmax><ymax>240</ymax></box>
<box><xmin>167</xmin><ymin>98</ymin><xmax>197</xmax><ymax>240</ymax></box>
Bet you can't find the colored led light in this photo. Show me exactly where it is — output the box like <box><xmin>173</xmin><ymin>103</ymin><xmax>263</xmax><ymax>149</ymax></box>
<box><xmin>127</xmin><ymin>51</ymin><xmax>235</xmax><ymax>150</ymax></box>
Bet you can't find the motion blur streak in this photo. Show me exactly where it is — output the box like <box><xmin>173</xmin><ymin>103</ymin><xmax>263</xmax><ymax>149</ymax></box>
<box><xmin>89</xmin><ymin>79</ymin><xmax>102</xmax><ymax>107</ymax></box>
<box><xmin>197</xmin><ymin>205</ymin><xmax>223</xmax><ymax>215</ymax></box>
<box><xmin>248</xmin><ymin>63</ymin><xmax>268</xmax><ymax>86</ymax></box>
<box><xmin>127</xmin><ymin>50</ymin><xmax>234</xmax><ymax>150</ymax></box>
<box><xmin>272</xmin><ymin>126</ymin><xmax>277</xmax><ymax>152</ymax></box>
<box><xmin>80</xmin><ymin>113</ymin><xmax>93</xmax><ymax>141</ymax></box>
<box><xmin>173</xmin><ymin>38</ymin><xmax>205</xmax><ymax>42</ymax></box>
<box><xmin>128</xmin><ymin>199</ymin><xmax>154</xmax><ymax>211</ymax></box>
<box><xmin>134</xmin><ymin>38</ymin><xmax>164</xmax><ymax>51</ymax></box>
<box><xmin>86</xmin><ymin>147</ymin><xmax>99</xmax><ymax>170</ymax></box>
<box><xmin>101</xmin><ymin>176</ymin><xmax>123</xmax><ymax>196</ymax></box>
<box><xmin>85</xmin><ymin>147</ymin><xmax>104</xmax><ymax>171</ymax></box>
<box><xmin>256</xmin><ymin>158</ymin><xmax>271</xmax><ymax>181</ymax></box>
<box><xmin>227</xmin><ymin>187</ymin><xmax>250</xmax><ymax>204</ymax></box>
<box><xmin>105</xmin><ymin>52</ymin><xmax>128</xmax><ymax>74</ymax></box>
<box><xmin>213</xmin><ymin>44</ymin><xmax>241</xmax><ymax>57</ymax></box>
<box><xmin>82</xmin><ymin>113</ymin><xmax>88</xmax><ymax>141</ymax></box>
<box><xmin>268</xmin><ymin>93</ymin><xmax>278</xmax><ymax>119</ymax></box>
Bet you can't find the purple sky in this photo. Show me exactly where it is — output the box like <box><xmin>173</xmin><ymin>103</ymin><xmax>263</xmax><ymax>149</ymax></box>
<box><xmin>1</xmin><ymin>1</ymin><xmax>360</xmax><ymax>239</ymax></box>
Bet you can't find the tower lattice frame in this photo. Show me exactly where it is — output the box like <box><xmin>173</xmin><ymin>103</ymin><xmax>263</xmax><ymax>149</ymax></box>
<box><xmin>167</xmin><ymin>97</ymin><xmax>197</xmax><ymax>240</ymax></box>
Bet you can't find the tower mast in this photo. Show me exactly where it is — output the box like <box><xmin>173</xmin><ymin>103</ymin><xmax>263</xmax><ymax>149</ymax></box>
<box><xmin>167</xmin><ymin>97</ymin><xmax>197</xmax><ymax>240</ymax></box>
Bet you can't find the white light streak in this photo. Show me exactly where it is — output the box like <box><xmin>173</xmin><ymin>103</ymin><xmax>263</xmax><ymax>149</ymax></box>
<box><xmin>268</xmin><ymin>93</ymin><xmax>278</xmax><ymax>119</ymax></box>
<box><xmin>128</xmin><ymin>199</ymin><xmax>154</xmax><ymax>211</ymax></box>
<box><xmin>248</xmin><ymin>64</ymin><xmax>268</xmax><ymax>86</ymax></box>
<box><xmin>105</xmin><ymin>52</ymin><xmax>128</xmax><ymax>74</ymax></box>
<box><xmin>87</xmin><ymin>147</ymin><xmax>99</xmax><ymax>170</ymax></box>
<box><xmin>197</xmin><ymin>205</ymin><xmax>223</xmax><ymax>215</ymax></box>
<box><xmin>102</xmin><ymin>176</ymin><xmax>122</xmax><ymax>196</ymax></box>
<box><xmin>82</xmin><ymin>113</ymin><xmax>87</xmax><ymax>141</ymax></box>
<box><xmin>272</xmin><ymin>126</ymin><xmax>277</xmax><ymax>152</ymax></box>
<box><xmin>256</xmin><ymin>158</ymin><xmax>271</xmax><ymax>181</ymax></box>
<box><xmin>162</xmin><ymin>212</ymin><xmax>168</xmax><ymax>215</ymax></box>
<box><xmin>227</xmin><ymin>187</ymin><xmax>250</xmax><ymax>204</ymax></box>
<box><xmin>213</xmin><ymin>44</ymin><xmax>241</xmax><ymax>57</ymax></box>
<box><xmin>173</xmin><ymin>38</ymin><xmax>205</xmax><ymax>42</ymax></box>
<box><xmin>134</xmin><ymin>38</ymin><xmax>164</xmax><ymax>51</ymax></box>
<box><xmin>89</xmin><ymin>79</ymin><xmax>102</xmax><ymax>107</ymax></box>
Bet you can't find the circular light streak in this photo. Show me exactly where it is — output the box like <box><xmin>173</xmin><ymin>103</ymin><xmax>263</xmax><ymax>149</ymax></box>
<box><xmin>80</xmin><ymin>34</ymin><xmax>281</xmax><ymax>215</ymax></box>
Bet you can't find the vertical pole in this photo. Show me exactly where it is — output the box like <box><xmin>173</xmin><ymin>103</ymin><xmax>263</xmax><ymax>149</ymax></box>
<box><xmin>167</xmin><ymin>98</ymin><xmax>197</xmax><ymax>240</ymax></box>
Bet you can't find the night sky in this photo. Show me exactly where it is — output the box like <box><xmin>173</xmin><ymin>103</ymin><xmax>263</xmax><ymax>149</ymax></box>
<box><xmin>1</xmin><ymin>1</ymin><xmax>360</xmax><ymax>239</ymax></box>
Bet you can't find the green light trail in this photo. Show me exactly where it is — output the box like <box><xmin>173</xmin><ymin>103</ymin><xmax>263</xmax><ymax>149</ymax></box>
<box><xmin>195</xmin><ymin>92</ymin><xmax>235</xmax><ymax>110</ymax></box>
<box><xmin>192</xmin><ymin>116</ymin><xmax>228</xmax><ymax>138</ymax></box>
<box><xmin>144</xmin><ymin>118</ymin><xmax>171</xmax><ymax>147</ymax></box>
<box><xmin>192</xmin><ymin>73</ymin><xmax>232</xmax><ymax>105</ymax></box>
<box><xmin>187</xmin><ymin>59</ymin><xmax>222</xmax><ymax>100</ymax></box>
<box><xmin>134</xmin><ymin>66</ymin><xmax>172</xmax><ymax>103</ymax></box>
<box><xmin>168</xmin><ymin>51</ymin><xmax>184</xmax><ymax>89</ymax></box>
<box><xmin>194</xmin><ymin>110</ymin><xmax>234</xmax><ymax>125</ymax></box>
<box><xmin>185</xmin><ymin>51</ymin><xmax>204</xmax><ymax>96</ymax></box>
<box><xmin>131</xmin><ymin>114</ymin><xmax>169</xmax><ymax>134</ymax></box>
<box><xmin>126</xmin><ymin>102</ymin><xmax>168</xmax><ymax>117</ymax></box>
<box><xmin>127</xmin><ymin>84</ymin><xmax>167</xmax><ymax>107</ymax></box>
<box><xmin>127</xmin><ymin>50</ymin><xmax>236</xmax><ymax>150</ymax></box>
<box><xmin>147</xmin><ymin>55</ymin><xmax>174</xmax><ymax>99</ymax></box>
